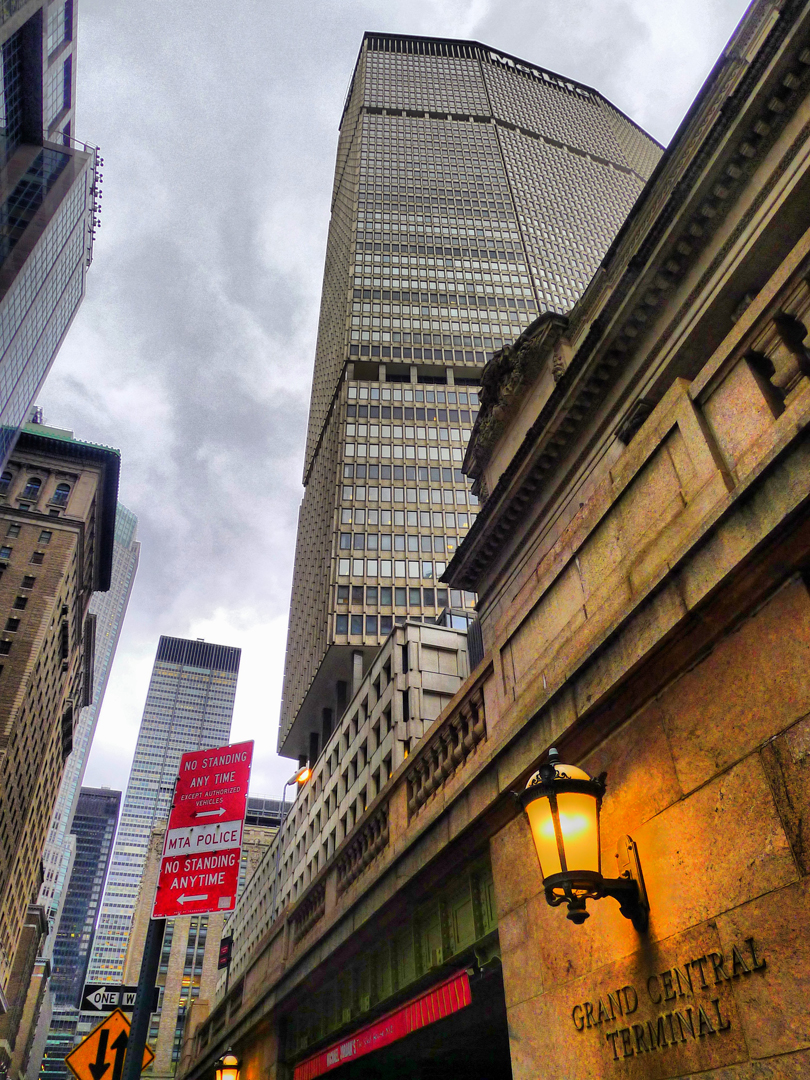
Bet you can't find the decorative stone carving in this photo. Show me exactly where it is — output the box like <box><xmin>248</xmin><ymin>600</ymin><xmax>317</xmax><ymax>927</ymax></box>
<box><xmin>405</xmin><ymin>683</ymin><xmax>487</xmax><ymax>818</ymax></box>
<box><xmin>335</xmin><ymin>803</ymin><xmax>389</xmax><ymax>895</ymax></box>
<box><xmin>473</xmin><ymin>314</ymin><xmax>569</xmax><ymax>476</ymax></box>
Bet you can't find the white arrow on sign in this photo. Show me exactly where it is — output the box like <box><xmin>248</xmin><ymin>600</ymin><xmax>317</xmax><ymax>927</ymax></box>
<box><xmin>194</xmin><ymin>807</ymin><xmax>226</xmax><ymax>818</ymax></box>
<box><xmin>86</xmin><ymin>988</ymin><xmax>119</xmax><ymax>1009</ymax></box>
<box><xmin>177</xmin><ymin>893</ymin><xmax>208</xmax><ymax>904</ymax></box>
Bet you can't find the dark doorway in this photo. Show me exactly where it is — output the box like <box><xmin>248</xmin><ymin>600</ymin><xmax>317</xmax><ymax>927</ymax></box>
<box><xmin>322</xmin><ymin>965</ymin><xmax>511</xmax><ymax>1080</ymax></box>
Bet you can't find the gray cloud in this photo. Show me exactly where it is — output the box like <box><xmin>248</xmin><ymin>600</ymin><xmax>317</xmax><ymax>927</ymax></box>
<box><xmin>40</xmin><ymin>0</ymin><xmax>750</xmax><ymax>800</ymax></box>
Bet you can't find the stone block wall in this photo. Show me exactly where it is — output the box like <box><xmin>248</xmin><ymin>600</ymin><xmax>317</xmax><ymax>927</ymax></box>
<box><xmin>492</xmin><ymin>573</ymin><xmax>810</xmax><ymax>1079</ymax></box>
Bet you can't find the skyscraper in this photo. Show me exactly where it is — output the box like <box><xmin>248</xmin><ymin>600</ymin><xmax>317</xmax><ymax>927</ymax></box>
<box><xmin>30</xmin><ymin>506</ymin><xmax>138</xmax><ymax>1079</ymax></box>
<box><xmin>84</xmin><ymin>638</ymin><xmax>240</xmax><ymax>990</ymax></box>
<box><xmin>38</xmin><ymin>505</ymin><xmax>139</xmax><ymax>949</ymax></box>
<box><xmin>0</xmin><ymin>0</ymin><xmax>100</xmax><ymax>470</ymax></box>
<box><xmin>0</xmin><ymin>419</ymin><xmax>119</xmax><ymax>1025</ymax></box>
<box><xmin>40</xmin><ymin>788</ymin><xmax>120</xmax><ymax>1080</ymax></box>
<box><xmin>278</xmin><ymin>33</ymin><xmax>662</xmax><ymax>765</ymax></box>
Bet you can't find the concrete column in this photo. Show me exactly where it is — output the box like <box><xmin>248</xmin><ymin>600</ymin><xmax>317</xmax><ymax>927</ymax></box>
<box><xmin>352</xmin><ymin>651</ymin><xmax>364</xmax><ymax>696</ymax></box>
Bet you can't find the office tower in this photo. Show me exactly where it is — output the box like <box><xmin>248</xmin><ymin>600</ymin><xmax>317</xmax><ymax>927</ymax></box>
<box><xmin>0</xmin><ymin>418</ymin><xmax>119</xmax><ymax>1055</ymax></box>
<box><xmin>122</xmin><ymin>811</ymin><xmax>281</xmax><ymax>1080</ymax></box>
<box><xmin>39</xmin><ymin>505</ymin><xmax>139</xmax><ymax>948</ymax></box>
<box><xmin>28</xmin><ymin>507</ymin><xmax>136</xmax><ymax>1079</ymax></box>
<box><xmin>0</xmin><ymin>1</ymin><xmax>100</xmax><ymax>470</ymax></box>
<box><xmin>279</xmin><ymin>33</ymin><xmax>662</xmax><ymax>765</ymax></box>
<box><xmin>39</xmin><ymin>788</ymin><xmax>120</xmax><ymax>1080</ymax></box>
<box><xmin>84</xmin><ymin>638</ymin><xmax>240</xmax><ymax>992</ymax></box>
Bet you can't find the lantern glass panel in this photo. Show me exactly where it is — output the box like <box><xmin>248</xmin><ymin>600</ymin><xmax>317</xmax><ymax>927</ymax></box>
<box><xmin>525</xmin><ymin>797</ymin><xmax>561</xmax><ymax>877</ymax></box>
<box><xmin>555</xmin><ymin>790</ymin><xmax>600</xmax><ymax>874</ymax></box>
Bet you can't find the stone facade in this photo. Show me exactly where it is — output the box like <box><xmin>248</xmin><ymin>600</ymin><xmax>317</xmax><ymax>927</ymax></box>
<box><xmin>0</xmin><ymin>421</ymin><xmax>118</xmax><ymax>1070</ymax></box>
<box><xmin>179</xmin><ymin>4</ymin><xmax>810</xmax><ymax>1080</ymax></box>
<box><xmin>222</xmin><ymin>620</ymin><xmax>469</xmax><ymax>989</ymax></box>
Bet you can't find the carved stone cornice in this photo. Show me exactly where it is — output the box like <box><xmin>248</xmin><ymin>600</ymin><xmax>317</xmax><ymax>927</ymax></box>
<box><xmin>445</xmin><ymin>1</ymin><xmax>810</xmax><ymax>593</ymax></box>
<box><xmin>465</xmin><ymin>313</ymin><xmax>567</xmax><ymax>495</ymax></box>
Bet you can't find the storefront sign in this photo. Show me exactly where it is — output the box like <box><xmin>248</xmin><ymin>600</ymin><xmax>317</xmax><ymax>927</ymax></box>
<box><xmin>294</xmin><ymin>969</ymin><xmax>472</xmax><ymax>1080</ymax></box>
<box><xmin>569</xmin><ymin>937</ymin><xmax>766</xmax><ymax>1063</ymax></box>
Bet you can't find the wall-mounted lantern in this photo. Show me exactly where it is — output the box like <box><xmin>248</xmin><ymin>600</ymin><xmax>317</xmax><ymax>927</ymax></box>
<box><xmin>519</xmin><ymin>748</ymin><xmax>648</xmax><ymax>930</ymax></box>
<box><xmin>215</xmin><ymin>1051</ymin><xmax>240</xmax><ymax>1080</ymax></box>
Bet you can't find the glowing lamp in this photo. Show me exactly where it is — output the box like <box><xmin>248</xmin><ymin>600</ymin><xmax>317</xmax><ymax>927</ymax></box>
<box><xmin>215</xmin><ymin>1051</ymin><xmax>240</xmax><ymax>1080</ymax></box>
<box><xmin>520</xmin><ymin>748</ymin><xmax>648</xmax><ymax>929</ymax></box>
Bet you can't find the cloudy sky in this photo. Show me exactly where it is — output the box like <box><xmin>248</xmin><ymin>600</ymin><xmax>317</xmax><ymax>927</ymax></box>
<box><xmin>44</xmin><ymin>0</ymin><xmax>749</xmax><ymax>802</ymax></box>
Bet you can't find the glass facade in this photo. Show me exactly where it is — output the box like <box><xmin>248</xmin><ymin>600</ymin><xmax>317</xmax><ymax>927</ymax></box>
<box><xmin>0</xmin><ymin>26</ymin><xmax>24</xmax><ymax>167</ymax></box>
<box><xmin>40</xmin><ymin>788</ymin><xmax>120</xmax><ymax>1080</ymax></box>
<box><xmin>0</xmin><ymin>0</ymin><xmax>91</xmax><ymax>472</ymax></box>
<box><xmin>83</xmin><ymin>638</ymin><xmax>239</xmax><ymax>991</ymax></box>
<box><xmin>279</xmin><ymin>34</ymin><xmax>661</xmax><ymax>759</ymax></box>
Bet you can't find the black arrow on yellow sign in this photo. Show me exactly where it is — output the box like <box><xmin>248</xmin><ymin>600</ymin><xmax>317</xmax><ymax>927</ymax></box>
<box><xmin>89</xmin><ymin>1029</ymin><xmax>109</xmax><ymax>1080</ymax></box>
<box><xmin>66</xmin><ymin>1008</ymin><xmax>154</xmax><ymax>1080</ymax></box>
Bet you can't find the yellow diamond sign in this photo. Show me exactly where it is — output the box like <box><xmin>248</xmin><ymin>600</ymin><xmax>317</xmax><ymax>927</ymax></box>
<box><xmin>65</xmin><ymin>1008</ymin><xmax>155</xmax><ymax>1080</ymax></box>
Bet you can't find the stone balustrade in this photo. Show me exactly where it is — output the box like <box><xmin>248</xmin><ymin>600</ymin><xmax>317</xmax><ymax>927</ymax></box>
<box><xmin>335</xmin><ymin>803</ymin><xmax>389</xmax><ymax>896</ymax></box>
<box><xmin>291</xmin><ymin>882</ymin><xmax>326</xmax><ymax>944</ymax></box>
<box><xmin>405</xmin><ymin>681</ymin><xmax>487</xmax><ymax>818</ymax></box>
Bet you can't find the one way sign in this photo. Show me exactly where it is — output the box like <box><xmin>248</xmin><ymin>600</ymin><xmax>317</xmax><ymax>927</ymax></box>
<box><xmin>81</xmin><ymin>984</ymin><xmax>160</xmax><ymax>1014</ymax></box>
<box><xmin>65</xmin><ymin>1009</ymin><xmax>154</xmax><ymax>1080</ymax></box>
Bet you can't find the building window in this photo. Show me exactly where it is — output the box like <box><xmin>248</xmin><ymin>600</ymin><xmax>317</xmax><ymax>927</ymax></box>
<box><xmin>12</xmin><ymin>597</ymin><xmax>26</xmax><ymax>610</ymax></box>
<box><xmin>21</xmin><ymin>478</ymin><xmax>41</xmax><ymax>500</ymax></box>
<box><xmin>5</xmin><ymin>618</ymin><xmax>19</xmax><ymax>632</ymax></box>
<box><xmin>0</xmin><ymin>546</ymin><xmax>11</xmax><ymax>559</ymax></box>
<box><xmin>350</xmin><ymin>614</ymin><xmax>363</xmax><ymax>635</ymax></box>
<box><xmin>20</xmin><ymin>576</ymin><xmax>35</xmax><ymax>589</ymax></box>
<box><xmin>336</xmin><ymin>614</ymin><xmax>349</xmax><ymax>634</ymax></box>
<box><xmin>0</xmin><ymin>472</ymin><xmax>11</xmax><ymax>495</ymax></box>
<box><xmin>5</xmin><ymin>524</ymin><xmax>19</xmax><ymax>537</ymax></box>
<box><xmin>51</xmin><ymin>483</ymin><xmax>70</xmax><ymax>507</ymax></box>
<box><xmin>38</xmin><ymin>530</ymin><xmax>52</xmax><ymax>543</ymax></box>
<box><xmin>0</xmin><ymin>641</ymin><xmax>11</xmax><ymax>655</ymax></box>
<box><xmin>30</xmin><ymin>552</ymin><xmax>44</xmax><ymax>564</ymax></box>
<box><xmin>47</xmin><ymin>0</ymin><xmax>73</xmax><ymax>56</ymax></box>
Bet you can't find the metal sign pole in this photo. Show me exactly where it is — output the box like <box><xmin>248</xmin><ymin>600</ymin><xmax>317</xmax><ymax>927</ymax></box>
<box><xmin>121</xmin><ymin>916</ymin><xmax>165</xmax><ymax>1080</ymax></box>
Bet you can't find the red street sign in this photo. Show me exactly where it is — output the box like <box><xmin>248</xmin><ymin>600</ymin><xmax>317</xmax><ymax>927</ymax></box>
<box><xmin>152</xmin><ymin>741</ymin><xmax>253</xmax><ymax>919</ymax></box>
<box><xmin>218</xmin><ymin>935</ymin><xmax>232</xmax><ymax>970</ymax></box>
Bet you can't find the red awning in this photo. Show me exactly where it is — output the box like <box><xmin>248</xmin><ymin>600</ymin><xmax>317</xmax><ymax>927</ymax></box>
<box><xmin>293</xmin><ymin>969</ymin><xmax>473</xmax><ymax>1080</ymax></box>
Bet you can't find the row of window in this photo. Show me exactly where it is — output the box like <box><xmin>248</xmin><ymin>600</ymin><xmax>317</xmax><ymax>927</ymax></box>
<box><xmin>341</xmin><ymin>487</ymin><xmax>475</xmax><ymax>507</ymax></box>
<box><xmin>343</xmin><ymin>464</ymin><xmax>470</xmax><ymax>482</ymax></box>
<box><xmin>337</xmin><ymin>585</ymin><xmax>472</xmax><ymax>608</ymax></box>
<box><xmin>346</xmin><ymin>404</ymin><xmax>476</xmax><ymax>422</ymax></box>
<box><xmin>0</xmin><ymin>570</ymin><xmax>34</xmax><ymax>653</ymax></box>
<box><xmin>337</xmin><ymin>558</ymin><xmax>447</xmax><ymax>579</ymax></box>
<box><xmin>0</xmin><ymin>472</ymin><xmax>71</xmax><ymax>504</ymax></box>
<box><xmin>0</xmin><ymin>543</ymin><xmax>47</xmax><ymax>563</ymax></box>
<box><xmin>339</xmin><ymin>533</ymin><xmax>461</xmax><ymax>553</ymax></box>
<box><xmin>339</xmin><ymin>508</ymin><xmax>474</xmax><ymax>529</ymax></box>
<box><xmin>345</xmin><ymin>445</ymin><xmax>465</xmax><ymax>463</ymax></box>
<box><xmin>346</xmin><ymin>384</ymin><xmax>479</xmax><ymax>403</ymax></box>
